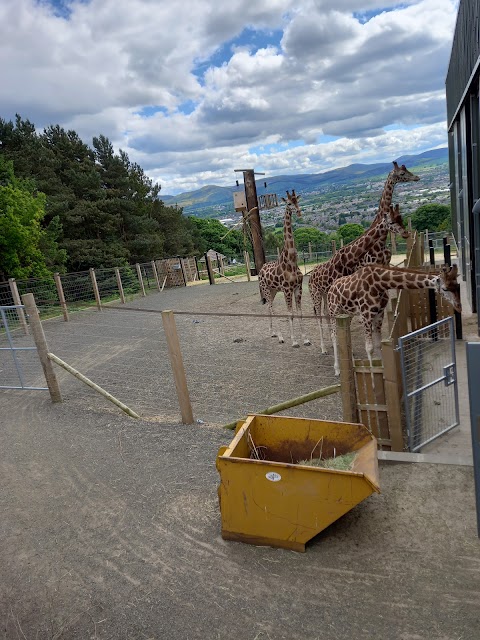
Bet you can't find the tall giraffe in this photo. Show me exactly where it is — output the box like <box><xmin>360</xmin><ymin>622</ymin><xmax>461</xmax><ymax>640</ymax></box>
<box><xmin>327</xmin><ymin>264</ymin><xmax>462</xmax><ymax>375</ymax></box>
<box><xmin>258</xmin><ymin>190</ymin><xmax>310</xmax><ymax>347</ymax></box>
<box><xmin>309</xmin><ymin>204</ymin><xmax>409</xmax><ymax>354</ymax></box>
<box><xmin>361</xmin><ymin>161</ymin><xmax>419</xmax><ymax>266</ymax></box>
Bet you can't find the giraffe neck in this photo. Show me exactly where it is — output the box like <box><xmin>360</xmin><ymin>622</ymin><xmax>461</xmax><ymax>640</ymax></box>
<box><xmin>374</xmin><ymin>171</ymin><xmax>397</xmax><ymax>221</ymax></box>
<box><xmin>369</xmin><ymin>267</ymin><xmax>438</xmax><ymax>291</ymax></box>
<box><xmin>340</xmin><ymin>216</ymin><xmax>388</xmax><ymax>260</ymax></box>
<box><xmin>280</xmin><ymin>206</ymin><xmax>297</xmax><ymax>266</ymax></box>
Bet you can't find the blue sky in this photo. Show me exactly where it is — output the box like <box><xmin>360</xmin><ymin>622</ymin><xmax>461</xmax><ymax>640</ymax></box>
<box><xmin>2</xmin><ymin>1</ymin><xmax>459</xmax><ymax>194</ymax></box>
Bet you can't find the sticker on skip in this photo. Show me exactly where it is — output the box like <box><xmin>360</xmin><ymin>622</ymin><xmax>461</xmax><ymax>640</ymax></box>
<box><xmin>266</xmin><ymin>472</ymin><xmax>281</xmax><ymax>482</ymax></box>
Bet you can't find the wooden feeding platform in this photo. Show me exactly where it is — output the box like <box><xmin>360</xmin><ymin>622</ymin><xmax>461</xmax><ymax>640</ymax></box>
<box><xmin>216</xmin><ymin>414</ymin><xmax>380</xmax><ymax>552</ymax></box>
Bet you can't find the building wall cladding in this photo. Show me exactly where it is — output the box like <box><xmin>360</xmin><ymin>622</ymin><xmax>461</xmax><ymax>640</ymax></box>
<box><xmin>446</xmin><ymin>0</ymin><xmax>480</xmax><ymax>125</ymax></box>
<box><xmin>446</xmin><ymin>0</ymin><xmax>480</xmax><ymax>316</ymax></box>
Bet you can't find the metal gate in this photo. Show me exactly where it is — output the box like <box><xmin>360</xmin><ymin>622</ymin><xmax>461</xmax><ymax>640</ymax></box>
<box><xmin>398</xmin><ymin>316</ymin><xmax>459</xmax><ymax>452</ymax></box>
<box><xmin>0</xmin><ymin>305</ymin><xmax>47</xmax><ymax>391</ymax></box>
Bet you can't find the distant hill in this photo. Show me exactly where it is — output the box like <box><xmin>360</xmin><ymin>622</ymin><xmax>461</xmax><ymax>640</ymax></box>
<box><xmin>162</xmin><ymin>147</ymin><xmax>448</xmax><ymax>217</ymax></box>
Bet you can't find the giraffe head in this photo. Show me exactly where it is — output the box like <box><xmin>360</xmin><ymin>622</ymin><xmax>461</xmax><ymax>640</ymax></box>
<box><xmin>434</xmin><ymin>264</ymin><xmax>462</xmax><ymax>312</ymax></box>
<box><xmin>383</xmin><ymin>203</ymin><xmax>410</xmax><ymax>238</ymax></box>
<box><xmin>282</xmin><ymin>189</ymin><xmax>302</xmax><ymax>218</ymax></box>
<box><xmin>391</xmin><ymin>161</ymin><xmax>420</xmax><ymax>183</ymax></box>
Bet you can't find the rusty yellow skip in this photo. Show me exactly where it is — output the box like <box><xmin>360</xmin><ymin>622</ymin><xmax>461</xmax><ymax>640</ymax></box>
<box><xmin>216</xmin><ymin>414</ymin><xmax>380</xmax><ymax>552</ymax></box>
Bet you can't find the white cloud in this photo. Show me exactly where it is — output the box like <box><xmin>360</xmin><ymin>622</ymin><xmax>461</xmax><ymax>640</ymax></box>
<box><xmin>0</xmin><ymin>0</ymin><xmax>458</xmax><ymax>194</ymax></box>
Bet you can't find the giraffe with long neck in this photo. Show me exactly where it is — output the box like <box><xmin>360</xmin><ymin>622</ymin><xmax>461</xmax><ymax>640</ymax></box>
<box><xmin>258</xmin><ymin>190</ymin><xmax>310</xmax><ymax>347</ymax></box>
<box><xmin>360</xmin><ymin>161</ymin><xmax>419</xmax><ymax>266</ymax></box>
<box><xmin>308</xmin><ymin>204</ymin><xmax>409</xmax><ymax>353</ymax></box>
<box><xmin>327</xmin><ymin>264</ymin><xmax>462</xmax><ymax>375</ymax></box>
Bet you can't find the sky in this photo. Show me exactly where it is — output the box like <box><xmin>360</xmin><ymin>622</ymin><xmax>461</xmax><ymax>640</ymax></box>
<box><xmin>0</xmin><ymin>0</ymin><xmax>459</xmax><ymax>195</ymax></box>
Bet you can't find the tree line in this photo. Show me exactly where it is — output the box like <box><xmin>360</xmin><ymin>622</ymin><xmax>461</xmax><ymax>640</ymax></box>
<box><xmin>0</xmin><ymin>115</ymin><xmax>248</xmax><ymax>280</ymax></box>
<box><xmin>0</xmin><ymin>115</ymin><xmax>451</xmax><ymax>281</ymax></box>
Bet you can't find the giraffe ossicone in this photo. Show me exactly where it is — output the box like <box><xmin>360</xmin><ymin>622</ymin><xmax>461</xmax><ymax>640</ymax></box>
<box><xmin>258</xmin><ymin>189</ymin><xmax>310</xmax><ymax>348</ymax></box>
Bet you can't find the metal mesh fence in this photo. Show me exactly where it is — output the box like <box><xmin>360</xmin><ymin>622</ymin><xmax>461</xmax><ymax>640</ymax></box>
<box><xmin>15</xmin><ymin>277</ymin><xmax>60</xmax><ymax>316</ymax></box>
<box><xmin>60</xmin><ymin>271</ymin><xmax>95</xmax><ymax>309</ymax></box>
<box><xmin>0</xmin><ymin>306</ymin><xmax>47</xmax><ymax>390</ymax></box>
<box><xmin>137</xmin><ymin>262</ymin><xmax>159</xmax><ymax>293</ymax></box>
<box><xmin>398</xmin><ymin>317</ymin><xmax>459</xmax><ymax>452</ymax></box>
<box><xmin>0</xmin><ymin>282</ymin><xmax>13</xmax><ymax>307</ymax></box>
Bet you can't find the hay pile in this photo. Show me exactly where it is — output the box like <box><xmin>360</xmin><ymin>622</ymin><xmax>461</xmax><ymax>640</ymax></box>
<box><xmin>297</xmin><ymin>451</ymin><xmax>356</xmax><ymax>471</ymax></box>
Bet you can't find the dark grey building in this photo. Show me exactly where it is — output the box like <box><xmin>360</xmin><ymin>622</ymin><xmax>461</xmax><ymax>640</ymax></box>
<box><xmin>446</xmin><ymin>0</ymin><xmax>480</xmax><ymax>330</ymax></box>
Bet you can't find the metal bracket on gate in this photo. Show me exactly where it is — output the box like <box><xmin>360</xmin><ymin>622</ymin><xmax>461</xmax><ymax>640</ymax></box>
<box><xmin>444</xmin><ymin>363</ymin><xmax>456</xmax><ymax>387</ymax></box>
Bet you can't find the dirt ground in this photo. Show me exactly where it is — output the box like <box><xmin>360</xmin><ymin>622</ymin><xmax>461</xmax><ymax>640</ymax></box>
<box><xmin>1</xmin><ymin>279</ymin><xmax>479</xmax><ymax>639</ymax></box>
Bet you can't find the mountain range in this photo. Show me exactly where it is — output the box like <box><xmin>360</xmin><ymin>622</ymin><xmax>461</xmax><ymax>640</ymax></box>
<box><xmin>161</xmin><ymin>148</ymin><xmax>449</xmax><ymax>217</ymax></box>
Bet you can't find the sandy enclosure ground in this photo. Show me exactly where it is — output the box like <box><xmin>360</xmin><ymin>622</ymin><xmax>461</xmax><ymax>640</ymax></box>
<box><xmin>0</xmin><ymin>395</ymin><xmax>479</xmax><ymax>640</ymax></box>
<box><xmin>28</xmin><ymin>279</ymin><xmax>367</xmax><ymax>425</ymax></box>
<box><xmin>1</xmin><ymin>278</ymin><xmax>479</xmax><ymax>639</ymax></box>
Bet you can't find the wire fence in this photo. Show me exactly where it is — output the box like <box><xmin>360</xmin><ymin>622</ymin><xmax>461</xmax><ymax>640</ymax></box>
<box><xmin>0</xmin><ymin>306</ymin><xmax>46</xmax><ymax>390</ymax></box>
<box><xmin>30</xmin><ymin>279</ymin><xmax>377</xmax><ymax>425</ymax></box>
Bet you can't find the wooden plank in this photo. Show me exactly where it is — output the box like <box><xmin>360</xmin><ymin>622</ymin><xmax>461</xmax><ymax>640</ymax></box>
<box><xmin>48</xmin><ymin>352</ymin><xmax>139</xmax><ymax>418</ymax></box>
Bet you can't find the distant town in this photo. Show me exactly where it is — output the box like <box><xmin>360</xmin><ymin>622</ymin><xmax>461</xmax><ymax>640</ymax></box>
<box><xmin>218</xmin><ymin>158</ymin><xmax>450</xmax><ymax>233</ymax></box>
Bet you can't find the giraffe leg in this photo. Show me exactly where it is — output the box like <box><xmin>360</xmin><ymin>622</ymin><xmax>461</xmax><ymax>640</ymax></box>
<box><xmin>294</xmin><ymin>287</ymin><xmax>311</xmax><ymax>346</ymax></box>
<box><xmin>372</xmin><ymin>295</ymin><xmax>388</xmax><ymax>358</ymax></box>
<box><xmin>284</xmin><ymin>290</ymin><xmax>299</xmax><ymax>347</ymax></box>
<box><xmin>362</xmin><ymin>318</ymin><xmax>375</xmax><ymax>369</ymax></box>
<box><xmin>319</xmin><ymin>294</ymin><xmax>328</xmax><ymax>354</ymax></box>
<box><xmin>265</xmin><ymin>290</ymin><xmax>282</xmax><ymax>340</ymax></box>
<box><xmin>312</xmin><ymin>292</ymin><xmax>328</xmax><ymax>354</ymax></box>
<box><xmin>330</xmin><ymin>315</ymin><xmax>340</xmax><ymax>376</ymax></box>
<box><xmin>372</xmin><ymin>312</ymin><xmax>384</xmax><ymax>358</ymax></box>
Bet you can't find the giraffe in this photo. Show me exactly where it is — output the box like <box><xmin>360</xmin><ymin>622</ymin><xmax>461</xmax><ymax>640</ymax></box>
<box><xmin>361</xmin><ymin>161</ymin><xmax>420</xmax><ymax>266</ymax></box>
<box><xmin>258</xmin><ymin>189</ymin><xmax>310</xmax><ymax>347</ymax></box>
<box><xmin>308</xmin><ymin>204</ymin><xmax>409</xmax><ymax>354</ymax></box>
<box><xmin>327</xmin><ymin>264</ymin><xmax>462</xmax><ymax>375</ymax></box>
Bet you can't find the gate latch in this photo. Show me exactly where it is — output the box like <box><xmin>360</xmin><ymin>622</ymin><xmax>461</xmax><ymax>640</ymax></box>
<box><xmin>444</xmin><ymin>363</ymin><xmax>456</xmax><ymax>386</ymax></box>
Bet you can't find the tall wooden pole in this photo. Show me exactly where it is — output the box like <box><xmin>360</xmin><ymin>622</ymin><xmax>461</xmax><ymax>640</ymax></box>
<box><xmin>240</xmin><ymin>169</ymin><xmax>265</xmax><ymax>274</ymax></box>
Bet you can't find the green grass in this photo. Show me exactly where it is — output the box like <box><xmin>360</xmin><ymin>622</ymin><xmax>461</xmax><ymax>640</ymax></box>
<box><xmin>298</xmin><ymin>451</ymin><xmax>356</xmax><ymax>471</ymax></box>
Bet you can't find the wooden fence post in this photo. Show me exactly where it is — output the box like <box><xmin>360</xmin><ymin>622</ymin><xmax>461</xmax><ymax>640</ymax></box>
<box><xmin>390</xmin><ymin>231</ymin><xmax>396</xmax><ymax>255</ymax></box>
<box><xmin>244</xmin><ymin>251</ymin><xmax>251</xmax><ymax>282</ymax></box>
<box><xmin>115</xmin><ymin>267</ymin><xmax>126</xmax><ymax>304</ymax></box>
<box><xmin>54</xmin><ymin>272</ymin><xmax>69</xmax><ymax>321</ymax></box>
<box><xmin>308</xmin><ymin>242</ymin><xmax>312</xmax><ymax>260</ymax></box>
<box><xmin>151</xmin><ymin>260</ymin><xmax>161</xmax><ymax>290</ymax></box>
<box><xmin>136</xmin><ymin>263</ymin><xmax>146</xmax><ymax>296</ymax></box>
<box><xmin>89</xmin><ymin>268</ymin><xmax>102</xmax><ymax>310</ymax></box>
<box><xmin>180</xmin><ymin>257</ymin><xmax>188</xmax><ymax>286</ymax></box>
<box><xmin>8</xmin><ymin>278</ymin><xmax>29</xmax><ymax>335</ymax></box>
<box><xmin>336</xmin><ymin>315</ymin><xmax>358</xmax><ymax>423</ymax></box>
<box><xmin>161</xmin><ymin>310</ymin><xmax>194</xmax><ymax>424</ymax></box>
<box><xmin>205</xmin><ymin>253</ymin><xmax>215</xmax><ymax>285</ymax></box>
<box><xmin>332</xmin><ymin>240</ymin><xmax>337</xmax><ymax>254</ymax></box>
<box><xmin>194</xmin><ymin>256</ymin><xmax>201</xmax><ymax>281</ymax></box>
<box><xmin>381</xmin><ymin>338</ymin><xmax>405</xmax><ymax>451</ymax></box>
<box><xmin>22</xmin><ymin>293</ymin><xmax>62</xmax><ymax>403</ymax></box>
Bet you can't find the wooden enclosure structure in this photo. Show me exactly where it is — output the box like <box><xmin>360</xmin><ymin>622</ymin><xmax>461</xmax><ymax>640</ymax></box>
<box><xmin>337</xmin><ymin>232</ymin><xmax>460</xmax><ymax>451</ymax></box>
